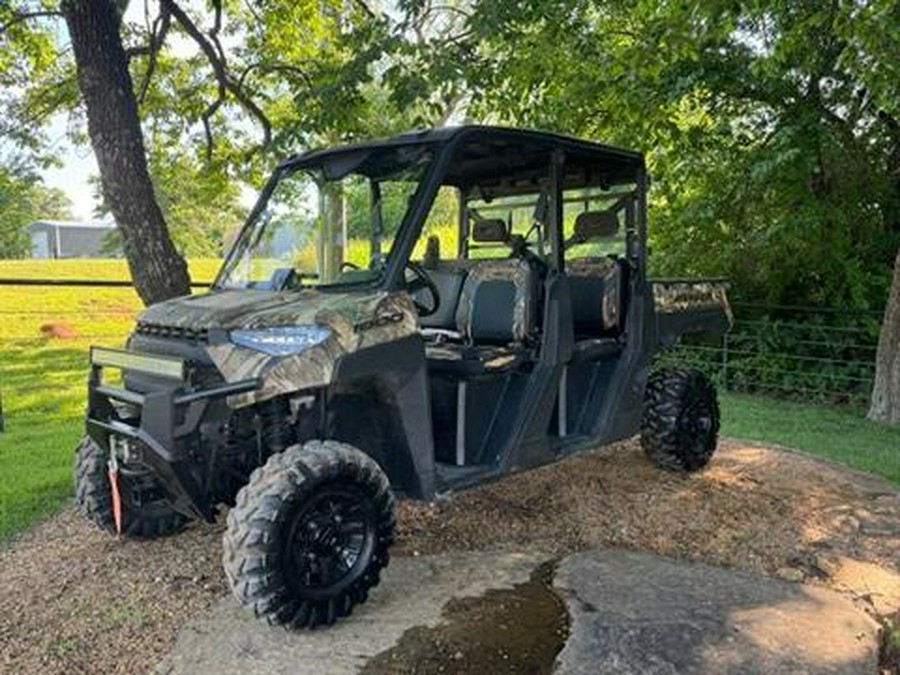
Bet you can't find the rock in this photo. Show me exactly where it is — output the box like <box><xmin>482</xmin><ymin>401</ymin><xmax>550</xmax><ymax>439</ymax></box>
<box><xmin>776</xmin><ymin>566</ymin><xmax>805</xmax><ymax>583</ymax></box>
<box><xmin>829</xmin><ymin>557</ymin><xmax>900</xmax><ymax>616</ymax></box>
<box><xmin>155</xmin><ymin>551</ymin><xmax>550</xmax><ymax>675</ymax></box>
<box><xmin>831</xmin><ymin>514</ymin><xmax>861</xmax><ymax>534</ymax></box>
<box><xmin>554</xmin><ymin>549</ymin><xmax>879</xmax><ymax>675</ymax></box>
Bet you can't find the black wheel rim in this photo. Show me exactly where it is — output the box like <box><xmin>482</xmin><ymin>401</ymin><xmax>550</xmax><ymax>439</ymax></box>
<box><xmin>283</xmin><ymin>485</ymin><xmax>377</xmax><ymax>599</ymax></box>
<box><xmin>677</xmin><ymin>385</ymin><xmax>714</xmax><ymax>460</ymax></box>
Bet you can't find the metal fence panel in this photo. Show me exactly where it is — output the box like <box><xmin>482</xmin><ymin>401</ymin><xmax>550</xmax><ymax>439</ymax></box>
<box><xmin>658</xmin><ymin>302</ymin><xmax>882</xmax><ymax>407</ymax></box>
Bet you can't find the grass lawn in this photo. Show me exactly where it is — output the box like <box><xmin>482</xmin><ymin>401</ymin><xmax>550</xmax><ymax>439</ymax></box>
<box><xmin>0</xmin><ymin>259</ymin><xmax>219</xmax><ymax>541</ymax></box>
<box><xmin>720</xmin><ymin>392</ymin><xmax>900</xmax><ymax>484</ymax></box>
<box><xmin>1</xmin><ymin>259</ymin><xmax>898</xmax><ymax>542</ymax></box>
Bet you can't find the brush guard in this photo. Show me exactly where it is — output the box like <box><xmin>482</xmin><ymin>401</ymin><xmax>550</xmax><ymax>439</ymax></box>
<box><xmin>86</xmin><ymin>346</ymin><xmax>260</xmax><ymax>521</ymax></box>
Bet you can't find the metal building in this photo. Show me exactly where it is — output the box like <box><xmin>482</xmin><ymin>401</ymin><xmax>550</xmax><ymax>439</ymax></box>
<box><xmin>27</xmin><ymin>220</ymin><xmax>119</xmax><ymax>258</ymax></box>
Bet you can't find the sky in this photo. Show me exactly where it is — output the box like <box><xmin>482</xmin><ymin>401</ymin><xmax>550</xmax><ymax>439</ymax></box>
<box><xmin>38</xmin><ymin>0</ymin><xmax>405</xmax><ymax>222</ymax></box>
<box><xmin>41</xmin><ymin>0</ymin><xmax>199</xmax><ymax>221</ymax></box>
<box><xmin>43</xmin><ymin>116</ymin><xmax>99</xmax><ymax>221</ymax></box>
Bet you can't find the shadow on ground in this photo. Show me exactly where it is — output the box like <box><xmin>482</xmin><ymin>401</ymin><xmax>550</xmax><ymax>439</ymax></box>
<box><xmin>1</xmin><ymin>440</ymin><xmax>898</xmax><ymax>674</ymax></box>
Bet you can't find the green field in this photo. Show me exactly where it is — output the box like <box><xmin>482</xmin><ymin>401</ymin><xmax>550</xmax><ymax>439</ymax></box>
<box><xmin>1</xmin><ymin>259</ymin><xmax>898</xmax><ymax>542</ymax></box>
<box><xmin>0</xmin><ymin>260</ymin><xmax>219</xmax><ymax>540</ymax></box>
<box><xmin>720</xmin><ymin>393</ymin><xmax>900</xmax><ymax>484</ymax></box>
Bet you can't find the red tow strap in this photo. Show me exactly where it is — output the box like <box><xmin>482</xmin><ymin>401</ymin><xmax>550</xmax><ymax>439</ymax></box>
<box><xmin>108</xmin><ymin>443</ymin><xmax>123</xmax><ymax>537</ymax></box>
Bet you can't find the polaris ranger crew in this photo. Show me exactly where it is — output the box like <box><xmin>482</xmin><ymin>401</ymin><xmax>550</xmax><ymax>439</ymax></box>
<box><xmin>77</xmin><ymin>126</ymin><xmax>731</xmax><ymax>628</ymax></box>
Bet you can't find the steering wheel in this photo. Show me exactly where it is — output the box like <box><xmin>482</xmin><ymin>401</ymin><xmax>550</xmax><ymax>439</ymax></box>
<box><xmin>341</xmin><ymin>261</ymin><xmax>360</xmax><ymax>272</ymax></box>
<box><xmin>405</xmin><ymin>261</ymin><xmax>441</xmax><ymax>318</ymax></box>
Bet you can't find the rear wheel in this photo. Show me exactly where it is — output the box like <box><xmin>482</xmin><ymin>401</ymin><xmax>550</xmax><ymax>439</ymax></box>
<box><xmin>74</xmin><ymin>436</ymin><xmax>188</xmax><ymax>538</ymax></box>
<box><xmin>222</xmin><ymin>440</ymin><xmax>395</xmax><ymax>629</ymax></box>
<box><xmin>640</xmin><ymin>368</ymin><xmax>720</xmax><ymax>472</ymax></box>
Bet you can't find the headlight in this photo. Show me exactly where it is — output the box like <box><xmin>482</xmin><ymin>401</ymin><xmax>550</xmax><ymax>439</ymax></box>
<box><xmin>230</xmin><ymin>326</ymin><xmax>332</xmax><ymax>356</ymax></box>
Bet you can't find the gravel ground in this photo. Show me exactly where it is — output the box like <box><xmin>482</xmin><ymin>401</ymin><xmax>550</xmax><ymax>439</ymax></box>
<box><xmin>1</xmin><ymin>438</ymin><xmax>898</xmax><ymax>674</ymax></box>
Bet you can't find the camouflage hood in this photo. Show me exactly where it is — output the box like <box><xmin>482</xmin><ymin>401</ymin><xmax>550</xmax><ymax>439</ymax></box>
<box><xmin>138</xmin><ymin>288</ymin><xmax>388</xmax><ymax>331</ymax></box>
<box><xmin>138</xmin><ymin>288</ymin><xmax>419</xmax><ymax>406</ymax></box>
<box><xmin>138</xmin><ymin>290</ymin><xmax>310</xmax><ymax>330</ymax></box>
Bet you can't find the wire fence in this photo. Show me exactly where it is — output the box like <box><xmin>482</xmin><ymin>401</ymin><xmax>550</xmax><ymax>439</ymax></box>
<box><xmin>658</xmin><ymin>302</ymin><xmax>883</xmax><ymax>408</ymax></box>
<box><xmin>0</xmin><ymin>279</ymin><xmax>881</xmax><ymax>413</ymax></box>
<box><xmin>0</xmin><ymin>279</ymin><xmax>891</xmax><ymax>541</ymax></box>
<box><xmin>0</xmin><ymin>281</ymin><xmax>887</xmax><ymax>431</ymax></box>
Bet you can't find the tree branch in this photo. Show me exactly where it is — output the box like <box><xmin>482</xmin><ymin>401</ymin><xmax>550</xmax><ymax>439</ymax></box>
<box><xmin>237</xmin><ymin>62</ymin><xmax>313</xmax><ymax>90</ymax></box>
<box><xmin>351</xmin><ymin>0</ymin><xmax>376</xmax><ymax>20</ymax></box>
<box><xmin>242</xmin><ymin>0</ymin><xmax>262</xmax><ymax>24</ymax></box>
<box><xmin>161</xmin><ymin>0</ymin><xmax>272</xmax><ymax>159</ymax></box>
<box><xmin>207</xmin><ymin>0</ymin><xmax>227</xmax><ymax>65</ymax></box>
<box><xmin>201</xmin><ymin>85</ymin><xmax>225</xmax><ymax>163</ymax></box>
<box><xmin>0</xmin><ymin>9</ymin><xmax>62</xmax><ymax>35</ymax></box>
<box><xmin>133</xmin><ymin>7</ymin><xmax>171</xmax><ymax>104</ymax></box>
<box><xmin>437</xmin><ymin>91</ymin><xmax>464</xmax><ymax>126</ymax></box>
<box><xmin>428</xmin><ymin>5</ymin><xmax>473</xmax><ymax>21</ymax></box>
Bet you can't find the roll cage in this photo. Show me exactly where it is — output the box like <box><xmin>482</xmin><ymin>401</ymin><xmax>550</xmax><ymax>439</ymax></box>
<box><xmin>269</xmin><ymin>126</ymin><xmax>649</xmax><ymax>291</ymax></box>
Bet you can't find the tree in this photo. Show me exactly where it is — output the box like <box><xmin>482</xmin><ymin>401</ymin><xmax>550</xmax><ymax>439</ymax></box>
<box><xmin>399</xmin><ymin>0</ymin><xmax>900</xmax><ymax>310</ymax></box>
<box><xmin>2</xmin><ymin>0</ymin><xmax>387</xmax><ymax>304</ymax></box>
<box><xmin>60</xmin><ymin>0</ymin><xmax>190</xmax><ymax>304</ymax></box>
<box><xmin>831</xmin><ymin>0</ymin><xmax>900</xmax><ymax>420</ymax></box>
<box><xmin>389</xmin><ymin>0</ymin><xmax>900</xmax><ymax>416</ymax></box>
<box><xmin>0</xmin><ymin>160</ymin><xmax>72</xmax><ymax>258</ymax></box>
<box><xmin>870</xmin><ymin>252</ymin><xmax>900</xmax><ymax>422</ymax></box>
<box><xmin>92</xmin><ymin>146</ymin><xmax>245</xmax><ymax>258</ymax></box>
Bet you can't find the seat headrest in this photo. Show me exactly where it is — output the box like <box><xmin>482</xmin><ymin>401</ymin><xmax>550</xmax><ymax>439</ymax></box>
<box><xmin>472</xmin><ymin>218</ymin><xmax>509</xmax><ymax>243</ymax></box>
<box><xmin>572</xmin><ymin>210</ymin><xmax>619</xmax><ymax>242</ymax></box>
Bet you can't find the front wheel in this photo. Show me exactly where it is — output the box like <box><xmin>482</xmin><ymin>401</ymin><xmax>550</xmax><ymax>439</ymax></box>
<box><xmin>222</xmin><ymin>440</ymin><xmax>395</xmax><ymax>629</ymax></box>
<box><xmin>74</xmin><ymin>436</ymin><xmax>188</xmax><ymax>538</ymax></box>
<box><xmin>640</xmin><ymin>368</ymin><xmax>720</xmax><ymax>472</ymax></box>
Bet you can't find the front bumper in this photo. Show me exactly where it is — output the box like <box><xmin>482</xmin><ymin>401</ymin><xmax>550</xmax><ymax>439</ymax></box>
<box><xmin>86</xmin><ymin>346</ymin><xmax>260</xmax><ymax>521</ymax></box>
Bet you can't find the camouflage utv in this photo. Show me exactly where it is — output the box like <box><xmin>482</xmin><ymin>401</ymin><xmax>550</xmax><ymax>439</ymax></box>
<box><xmin>77</xmin><ymin>126</ymin><xmax>731</xmax><ymax>628</ymax></box>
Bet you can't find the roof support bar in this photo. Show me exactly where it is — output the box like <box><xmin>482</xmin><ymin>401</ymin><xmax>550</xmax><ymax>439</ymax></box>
<box><xmin>549</xmin><ymin>148</ymin><xmax>565</xmax><ymax>272</ymax></box>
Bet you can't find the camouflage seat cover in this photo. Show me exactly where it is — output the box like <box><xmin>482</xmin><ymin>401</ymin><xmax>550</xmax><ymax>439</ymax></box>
<box><xmin>454</xmin><ymin>258</ymin><xmax>536</xmax><ymax>343</ymax></box>
<box><xmin>425</xmin><ymin>342</ymin><xmax>524</xmax><ymax>371</ymax></box>
<box><xmin>424</xmin><ymin>257</ymin><xmax>537</xmax><ymax>374</ymax></box>
<box><xmin>566</xmin><ymin>256</ymin><xmax>621</xmax><ymax>332</ymax></box>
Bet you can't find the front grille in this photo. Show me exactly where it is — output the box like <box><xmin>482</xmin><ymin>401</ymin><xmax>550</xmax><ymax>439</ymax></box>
<box><xmin>135</xmin><ymin>321</ymin><xmax>209</xmax><ymax>344</ymax></box>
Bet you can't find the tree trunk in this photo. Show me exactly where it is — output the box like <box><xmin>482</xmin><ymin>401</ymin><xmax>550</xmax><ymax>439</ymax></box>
<box><xmin>869</xmin><ymin>249</ymin><xmax>900</xmax><ymax>423</ymax></box>
<box><xmin>320</xmin><ymin>182</ymin><xmax>344</xmax><ymax>283</ymax></box>
<box><xmin>61</xmin><ymin>0</ymin><xmax>190</xmax><ymax>305</ymax></box>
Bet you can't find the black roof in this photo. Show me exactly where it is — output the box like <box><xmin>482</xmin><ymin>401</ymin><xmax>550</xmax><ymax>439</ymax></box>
<box><xmin>283</xmin><ymin>125</ymin><xmax>645</xmax><ymax>194</ymax></box>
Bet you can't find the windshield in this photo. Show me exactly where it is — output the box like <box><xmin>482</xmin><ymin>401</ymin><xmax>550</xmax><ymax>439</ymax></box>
<box><xmin>217</xmin><ymin>145</ymin><xmax>434</xmax><ymax>290</ymax></box>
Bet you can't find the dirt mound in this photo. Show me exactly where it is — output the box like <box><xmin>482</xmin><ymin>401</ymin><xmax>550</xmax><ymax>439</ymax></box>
<box><xmin>397</xmin><ymin>440</ymin><xmax>900</xmax><ymax>584</ymax></box>
<box><xmin>1</xmin><ymin>439</ymin><xmax>898</xmax><ymax>674</ymax></box>
<box><xmin>39</xmin><ymin>322</ymin><xmax>78</xmax><ymax>339</ymax></box>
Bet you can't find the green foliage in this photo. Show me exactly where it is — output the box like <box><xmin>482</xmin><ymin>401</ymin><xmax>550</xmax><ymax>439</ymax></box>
<box><xmin>1</xmin><ymin>0</ymin><xmax>411</xmax><ymax>262</ymax></box>
<box><xmin>147</xmin><ymin>145</ymin><xmax>244</xmax><ymax>257</ymax></box>
<box><xmin>0</xmin><ymin>4</ymin><xmax>61</xmax><ymax>156</ymax></box>
<box><xmin>3</xmin><ymin>0</ymin><xmax>900</xmax><ymax>314</ymax></box>
<box><xmin>0</xmin><ymin>160</ymin><xmax>72</xmax><ymax>258</ymax></box>
<box><xmin>401</xmin><ymin>0</ymin><xmax>900</xmax><ymax>311</ymax></box>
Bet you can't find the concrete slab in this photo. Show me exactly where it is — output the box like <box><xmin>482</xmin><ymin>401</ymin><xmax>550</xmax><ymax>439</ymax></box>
<box><xmin>155</xmin><ymin>548</ymin><xmax>881</xmax><ymax>675</ymax></box>
<box><xmin>154</xmin><ymin>550</ymin><xmax>550</xmax><ymax>675</ymax></box>
<box><xmin>554</xmin><ymin>549</ymin><xmax>879</xmax><ymax>675</ymax></box>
